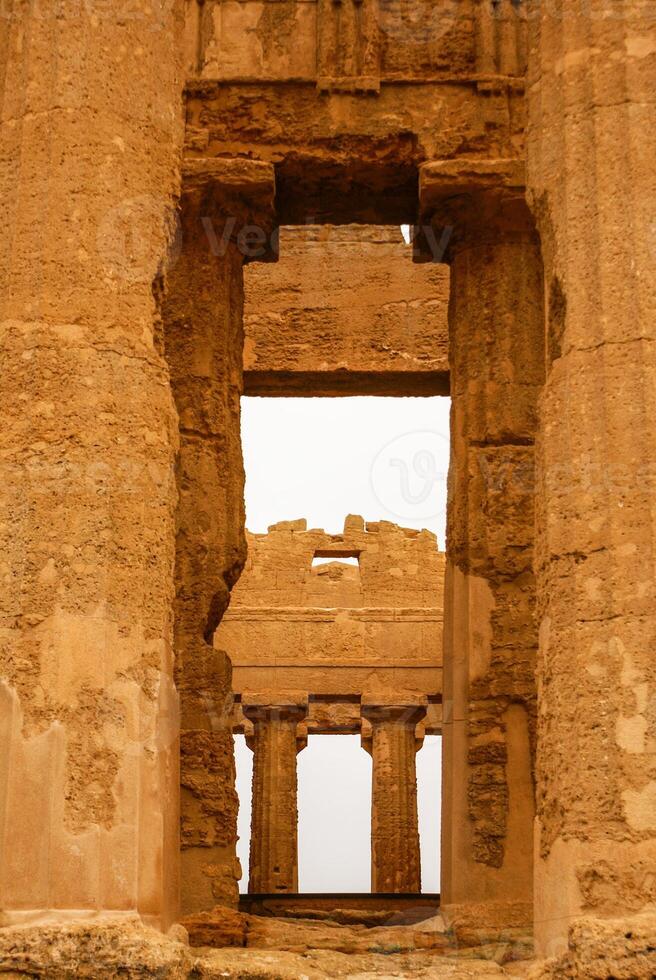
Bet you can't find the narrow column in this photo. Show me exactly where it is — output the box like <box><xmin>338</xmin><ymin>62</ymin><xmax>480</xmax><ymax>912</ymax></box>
<box><xmin>420</xmin><ymin>170</ymin><xmax>544</xmax><ymax>925</ymax></box>
<box><xmin>361</xmin><ymin>694</ymin><xmax>427</xmax><ymax>893</ymax></box>
<box><xmin>243</xmin><ymin>692</ymin><xmax>308</xmax><ymax>894</ymax></box>
<box><xmin>162</xmin><ymin>160</ymin><xmax>277</xmax><ymax>913</ymax></box>
<box><xmin>527</xmin><ymin>4</ymin><xmax>656</xmax><ymax>961</ymax></box>
<box><xmin>0</xmin><ymin>4</ymin><xmax>184</xmax><ymax>929</ymax></box>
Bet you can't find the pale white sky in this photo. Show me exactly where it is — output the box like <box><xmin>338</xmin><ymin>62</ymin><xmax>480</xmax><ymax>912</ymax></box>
<box><xmin>240</xmin><ymin>396</ymin><xmax>451</xmax><ymax>546</ymax></box>
<box><xmin>235</xmin><ymin>395</ymin><xmax>450</xmax><ymax>893</ymax></box>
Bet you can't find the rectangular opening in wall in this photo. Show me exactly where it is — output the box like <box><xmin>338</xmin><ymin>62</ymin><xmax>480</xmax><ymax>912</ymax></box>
<box><xmin>312</xmin><ymin>552</ymin><xmax>360</xmax><ymax>569</ymax></box>
<box><xmin>228</xmin><ymin>395</ymin><xmax>449</xmax><ymax>896</ymax></box>
<box><xmin>241</xmin><ymin>396</ymin><xmax>449</xmax><ymax>544</ymax></box>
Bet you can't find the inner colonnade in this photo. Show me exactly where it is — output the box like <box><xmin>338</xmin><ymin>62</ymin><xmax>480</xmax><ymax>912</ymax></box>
<box><xmin>241</xmin><ymin>691</ymin><xmax>429</xmax><ymax>896</ymax></box>
<box><xmin>219</xmin><ymin>519</ymin><xmax>446</xmax><ymax>897</ymax></box>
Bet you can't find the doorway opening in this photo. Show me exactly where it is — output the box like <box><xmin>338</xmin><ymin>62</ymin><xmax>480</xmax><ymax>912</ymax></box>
<box><xmin>232</xmin><ymin>395</ymin><xmax>448</xmax><ymax>895</ymax></box>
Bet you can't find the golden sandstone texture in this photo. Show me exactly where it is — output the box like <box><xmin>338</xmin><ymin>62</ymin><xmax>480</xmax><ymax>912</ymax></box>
<box><xmin>218</xmin><ymin>518</ymin><xmax>444</xmax><ymax>895</ymax></box>
<box><xmin>0</xmin><ymin>914</ymin><xmax>529</xmax><ymax>979</ymax></box>
<box><xmin>1</xmin><ymin>0</ymin><xmax>656</xmax><ymax>977</ymax></box>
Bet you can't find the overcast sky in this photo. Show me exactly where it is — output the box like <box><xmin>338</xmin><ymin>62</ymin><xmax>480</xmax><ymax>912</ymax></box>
<box><xmin>235</xmin><ymin>395</ymin><xmax>450</xmax><ymax>893</ymax></box>
<box><xmin>240</xmin><ymin>395</ymin><xmax>450</xmax><ymax>545</ymax></box>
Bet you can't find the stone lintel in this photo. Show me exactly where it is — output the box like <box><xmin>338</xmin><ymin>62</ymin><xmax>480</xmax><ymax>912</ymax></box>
<box><xmin>234</xmin><ymin>699</ymin><xmax>442</xmax><ymax>737</ymax></box>
<box><xmin>414</xmin><ymin>157</ymin><xmax>534</xmax><ymax>262</ymax></box>
<box><xmin>243</xmin><ymin>224</ymin><xmax>450</xmax><ymax>394</ymax></box>
<box><xmin>185</xmin><ymin>82</ymin><xmax>526</xmax><ymax>225</ymax></box>
<box><xmin>243</xmin><ymin>369</ymin><xmax>450</xmax><ymax>398</ymax></box>
<box><xmin>181</xmin><ymin>157</ymin><xmax>278</xmax><ymax>263</ymax></box>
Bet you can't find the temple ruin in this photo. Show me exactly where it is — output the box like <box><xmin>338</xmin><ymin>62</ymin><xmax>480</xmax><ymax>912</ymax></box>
<box><xmin>219</xmin><ymin>517</ymin><xmax>444</xmax><ymax>897</ymax></box>
<box><xmin>0</xmin><ymin>1</ymin><xmax>655</xmax><ymax>977</ymax></box>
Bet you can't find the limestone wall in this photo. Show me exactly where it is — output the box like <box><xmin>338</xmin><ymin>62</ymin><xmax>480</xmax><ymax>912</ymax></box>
<box><xmin>215</xmin><ymin>517</ymin><xmax>444</xmax><ymax>707</ymax></box>
<box><xmin>161</xmin><ymin>160</ymin><xmax>277</xmax><ymax>913</ymax></box>
<box><xmin>244</xmin><ymin>226</ymin><xmax>449</xmax><ymax>396</ymax></box>
<box><xmin>184</xmin><ymin>0</ymin><xmax>527</xmax><ymax>84</ymax></box>
<box><xmin>3</xmin><ymin>3</ymin><xmax>655</xmax><ymax>974</ymax></box>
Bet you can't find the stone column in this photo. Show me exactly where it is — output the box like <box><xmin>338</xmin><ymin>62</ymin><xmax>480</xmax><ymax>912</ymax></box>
<box><xmin>161</xmin><ymin>160</ymin><xmax>277</xmax><ymax>913</ymax></box>
<box><xmin>420</xmin><ymin>165</ymin><xmax>544</xmax><ymax>925</ymax></box>
<box><xmin>0</xmin><ymin>3</ymin><xmax>184</xmax><ymax>929</ymax></box>
<box><xmin>243</xmin><ymin>693</ymin><xmax>308</xmax><ymax>894</ymax></box>
<box><xmin>527</xmin><ymin>3</ymin><xmax>656</xmax><ymax>962</ymax></box>
<box><xmin>361</xmin><ymin>694</ymin><xmax>427</xmax><ymax>893</ymax></box>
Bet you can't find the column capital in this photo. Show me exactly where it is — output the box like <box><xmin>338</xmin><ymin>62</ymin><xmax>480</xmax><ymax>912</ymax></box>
<box><xmin>242</xmin><ymin>690</ymin><xmax>309</xmax><ymax>725</ymax></box>
<box><xmin>180</xmin><ymin>157</ymin><xmax>278</xmax><ymax>264</ymax></box>
<box><xmin>361</xmin><ymin>692</ymin><xmax>428</xmax><ymax>727</ymax></box>
<box><xmin>414</xmin><ymin>158</ymin><xmax>537</xmax><ymax>262</ymax></box>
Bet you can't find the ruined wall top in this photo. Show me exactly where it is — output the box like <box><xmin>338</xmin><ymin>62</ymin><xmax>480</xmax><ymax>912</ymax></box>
<box><xmin>233</xmin><ymin>516</ymin><xmax>444</xmax><ymax>611</ymax></box>
<box><xmin>215</xmin><ymin>516</ymin><xmax>444</xmax><ymax>721</ymax></box>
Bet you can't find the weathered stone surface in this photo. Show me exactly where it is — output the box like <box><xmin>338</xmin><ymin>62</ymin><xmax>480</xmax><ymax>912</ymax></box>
<box><xmin>162</xmin><ymin>170</ymin><xmax>269</xmax><ymax>914</ymax></box>
<box><xmin>0</xmin><ymin>0</ymin><xmax>185</xmax><ymax>929</ymax></box>
<box><xmin>362</xmin><ymin>695</ymin><xmax>428</xmax><ymax>893</ymax></box>
<box><xmin>204</xmin><ymin>948</ymin><xmax>521</xmax><ymax>980</ymax></box>
<box><xmin>184</xmin><ymin>4</ymin><xmax>527</xmax><ymax>227</ymax></box>
<box><xmin>240</xmin><ymin>895</ymin><xmax>441</xmax><ymax>925</ymax></box>
<box><xmin>244</xmin><ymin>226</ymin><xmax>450</xmax><ymax>396</ymax></box>
<box><xmin>443</xmin><ymin>903</ymin><xmax>534</xmax><ymax>963</ymax></box>
<box><xmin>0</xmin><ymin>918</ymin><xmax>191</xmax><ymax>979</ymax></box>
<box><xmin>242</xmin><ymin>693</ymin><xmax>308</xmax><ymax>894</ymax></box>
<box><xmin>526</xmin><ymin>0</ymin><xmax>656</xmax><ymax>959</ymax></box>
<box><xmin>185</xmin><ymin>0</ymin><xmax>496</xmax><ymax>84</ymax></box>
<box><xmin>2</xmin><ymin>0</ymin><xmax>653</xmax><ymax>974</ymax></box>
<box><xmin>183</xmin><ymin>907</ymin><xmax>249</xmax><ymax>949</ymax></box>
<box><xmin>0</xmin><ymin>916</ymin><xmax>529</xmax><ymax>978</ymax></box>
<box><xmin>180</xmin><ymin>903</ymin><xmax>532</xmax><ymax>968</ymax></box>
<box><xmin>526</xmin><ymin>912</ymin><xmax>656</xmax><ymax>980</ymax></box>
<box><xmin>437</xmin><ymin>188</ymin><xmax>543</xmax><ymax>918</ymax></box>
<box><xmin>217</xmin><ymin>518</ymin><xmax>444</xmax><ymax>702</ymax></box>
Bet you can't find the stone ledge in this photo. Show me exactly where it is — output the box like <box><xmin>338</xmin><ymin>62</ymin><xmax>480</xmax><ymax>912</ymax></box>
<box><xmin>222</xmin><ymin>607</ymin><xmax>444</xmax><ymax>623</ymax></box>
<box><xmin>0</xmin><ymin>913</ymin><xmax>532</xmax><ymax>977</ymax></box>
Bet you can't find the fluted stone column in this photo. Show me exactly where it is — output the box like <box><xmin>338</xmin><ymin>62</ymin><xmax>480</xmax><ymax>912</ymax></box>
<box><xmin>162</xmin><ymin>159</ymin><xmax>276</xmax><ymax>914</ymax></box>
<box><xmin>362</xmin><ymin>694</ymin><xmax>427</xmax><ymax>893</ymax></box>
<box><xmin>527</xmin><ymin>2</ymin><xmax>656</xmax><ymax>961</ymax></box>
<box><xmin>243</xmin><ymin>692</ymin><xmax>308</xmax><ymax>894</ymax></box>
<box><xmin>0</xmin><ymin>3</ymin><xmax>184</xmax><ymax>929</ymax></box>
<box><xmin>420</xmin><ymin>168</ymin><xmax>544</xmax><ymax>924</ymax></box>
